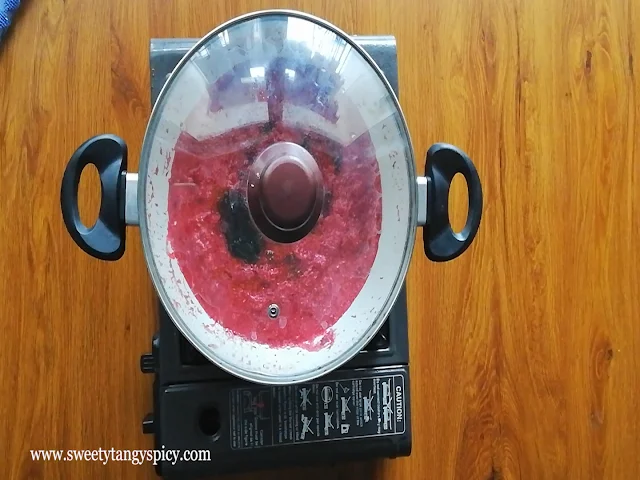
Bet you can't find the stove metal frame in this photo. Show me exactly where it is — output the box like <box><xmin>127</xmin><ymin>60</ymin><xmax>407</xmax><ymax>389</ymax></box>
<box><xmin>140</xmin><ymin>35</ymin><xmax>412</xmax><ymax>479</ymax></box>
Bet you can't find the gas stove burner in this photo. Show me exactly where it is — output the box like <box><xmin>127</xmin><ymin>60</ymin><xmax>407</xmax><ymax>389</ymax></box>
<box><xmin>140</xmin><ymin>34</ymin><xmax>412</xmax><ymax>479</ymax></box>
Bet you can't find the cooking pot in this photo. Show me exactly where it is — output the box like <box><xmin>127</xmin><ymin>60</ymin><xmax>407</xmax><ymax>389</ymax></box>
<box><xmin>60</xmin><ymin>10</ymin><xmax>483</xmax><ymax>385</ymax></box>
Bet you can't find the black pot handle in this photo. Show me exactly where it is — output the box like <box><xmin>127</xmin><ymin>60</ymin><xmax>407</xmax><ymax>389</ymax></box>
<box><xmin>423</xmin><ymin>143</ymin><xmax>483</xmax><ymax>262</ymax></box>
<box><xmin>60</xmin><ymin>134</ymin><xmax>127</xmax><ymax>260</ymax></box>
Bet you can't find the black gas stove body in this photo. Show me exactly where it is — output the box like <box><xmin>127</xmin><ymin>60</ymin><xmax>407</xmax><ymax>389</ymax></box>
<box><xmin>139</xmin><ymin>36</ymin><xmax>412</xmax><ymax>479</ymax></box>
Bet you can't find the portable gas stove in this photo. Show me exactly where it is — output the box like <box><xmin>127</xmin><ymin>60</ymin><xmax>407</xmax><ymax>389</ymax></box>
<box><xmin>139</xmin><ymin>37</ymin><xmax>412</xmax><ymax>479</ymax></box>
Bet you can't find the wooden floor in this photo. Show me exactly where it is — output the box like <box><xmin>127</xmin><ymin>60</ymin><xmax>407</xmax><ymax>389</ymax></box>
<box><xmin>1</xmin><ymin>0</ymin><xmax>639</xmax><ymax>478</ymax></box>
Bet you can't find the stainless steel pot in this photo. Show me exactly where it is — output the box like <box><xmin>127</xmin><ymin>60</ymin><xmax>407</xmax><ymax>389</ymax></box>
<box><xmin>60</xmin><ymin>10</ymin><xmax>483</xmax><ymax>385</ymax></box>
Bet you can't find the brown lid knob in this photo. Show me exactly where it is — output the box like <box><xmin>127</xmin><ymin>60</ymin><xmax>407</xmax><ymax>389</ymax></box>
<box><xmin>261</xmin><ymin>158</ymin><xmax>317</xmax><ymax>229</ymax></box>
<box><xmin>247</xmin><ymin>142</ymin><xmax>324</xmax><ymax>243</ymax></box>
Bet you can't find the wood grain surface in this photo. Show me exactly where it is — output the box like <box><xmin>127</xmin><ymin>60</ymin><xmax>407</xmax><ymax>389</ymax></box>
<box><xmin>1</xmin><ymin>0</ymin><xmax>638</xmax><ymax>479</ymax></box>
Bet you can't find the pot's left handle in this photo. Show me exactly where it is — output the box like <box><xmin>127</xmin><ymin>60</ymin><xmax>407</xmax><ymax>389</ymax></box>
<box><xmin>420</xmin><ymin>143</ymin><xmax>483</xmax><ymax>262</ymax></box>
<box><xmin>60</xmin><ymin>134</ymin><xmax>129</xmax><ymax>261</ymax></box>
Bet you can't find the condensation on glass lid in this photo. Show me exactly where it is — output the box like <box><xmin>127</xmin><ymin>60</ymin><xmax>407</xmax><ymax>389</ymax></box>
<box><xmin>165</xmin><ymin>119</ymin><xmax>383</xmax><ymax>350</ymax></box>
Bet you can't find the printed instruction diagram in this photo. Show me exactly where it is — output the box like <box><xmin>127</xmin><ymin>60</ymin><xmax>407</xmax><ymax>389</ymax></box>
<box><xmin>340</xmin><ymin>396</ymin><xmax>351</xmax><ymax>420</ymax></box>
<box><xmin>299</xmin><ymin>387</ymin><xmax>312</xmax><ymax>410</ymax></box>
<box><xmin>242</xmin><ymin>390</ymin><xmax>270</xmax><ymax>420</ymax></box>
<box><xmin>300</xmin><ymin>414</ymin><xmax>314</xmax><ymax>440</ymax></box>
<box><xmin>323</xmin><ymin>412</ymin><xmax>334</xmax><ymax>435</ymax></box>
<box><xmin>363</xmin><ymin>390</ymin><xmax>375</xmax><ymax>423</ymax></box>
<box><xmin>321</xmin><ymin>385</ymin><xmax>333</xmax><ymax>407</ymax></box>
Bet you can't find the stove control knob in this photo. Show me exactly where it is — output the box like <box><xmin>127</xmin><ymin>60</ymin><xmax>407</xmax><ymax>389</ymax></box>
<box><xmin>140</xmin><ymin>353</ymin><xmax>155</xmax><ymax>374</ymax></box>
<box><xmin>142</xmin><ymin>413</ymin><xmax>154</xmax><ymax>434</ymax></box>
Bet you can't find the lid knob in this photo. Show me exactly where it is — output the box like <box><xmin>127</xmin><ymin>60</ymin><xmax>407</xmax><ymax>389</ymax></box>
<box><xmin>261</xmin><ymin>158</ymin><xmax>316</xmax><ymax>228</ymax></box>
<box><xmin>248</xmin><ymin>142</ymin><xmax>324</xmax><ymax>243</ymax></box>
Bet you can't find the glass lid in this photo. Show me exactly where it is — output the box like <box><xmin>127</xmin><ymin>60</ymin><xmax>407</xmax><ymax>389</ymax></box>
<box><xmin>139</xmin><ymin>10</ymin><xmax>417</xmax><ymax>384</ymax></box>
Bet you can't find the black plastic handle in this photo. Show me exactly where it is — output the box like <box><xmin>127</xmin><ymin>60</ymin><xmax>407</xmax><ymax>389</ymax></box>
<box><xmin>60</xmin><ymin>134</ymin><xmax>127</xmax><ymax>260</ymax></box>
<box><xmin>423</xmin><ymin>143</ymin><xmax>483</xmax><ymax>262</ymax></box>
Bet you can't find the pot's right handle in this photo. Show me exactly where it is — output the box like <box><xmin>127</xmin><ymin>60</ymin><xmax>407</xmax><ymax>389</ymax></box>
<box><xmin>60</xmin><ymin>134</ymin><xmax>128</xmax><ymax>261</ymax></box>
<box><xmin>422</xmin><ymin>143</ymin><xmax>483</xmax><ymax>262</ymax></box>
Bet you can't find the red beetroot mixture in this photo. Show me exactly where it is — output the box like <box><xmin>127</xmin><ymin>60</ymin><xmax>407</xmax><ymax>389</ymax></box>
<box><xmin>166</xmin><ymin>121</ymin><xmax>382</xmax><ymax>350</ymax></box>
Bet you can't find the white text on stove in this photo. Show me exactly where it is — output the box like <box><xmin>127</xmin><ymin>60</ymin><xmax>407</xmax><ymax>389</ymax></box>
<box><xmin>395</xmin><ymin>385</ymin><xmax>403</xmax><ymax>423</ymax></box>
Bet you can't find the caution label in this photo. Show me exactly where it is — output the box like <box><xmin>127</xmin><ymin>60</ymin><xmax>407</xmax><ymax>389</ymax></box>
<box><xmin>229</xmin><ymin>373</ymin><xmax>406</xmax><ymax>450</ymax></box>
